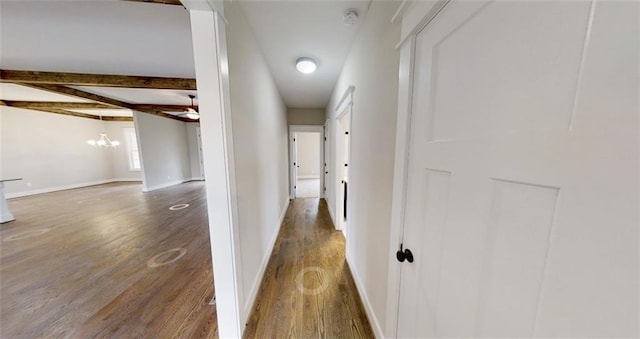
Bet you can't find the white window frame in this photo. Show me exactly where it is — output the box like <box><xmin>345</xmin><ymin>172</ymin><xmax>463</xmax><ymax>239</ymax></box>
<box><xmin>124</xmin><ymin>127</ymin><xmax>141</xmax><ymax>171</ymax></box>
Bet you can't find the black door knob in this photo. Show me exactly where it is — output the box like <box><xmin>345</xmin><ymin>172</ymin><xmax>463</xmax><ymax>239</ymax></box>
<box><xmin>396</xmin><ymin>245</ymin><xmax>414</xmax><ymax>263</ymax></box>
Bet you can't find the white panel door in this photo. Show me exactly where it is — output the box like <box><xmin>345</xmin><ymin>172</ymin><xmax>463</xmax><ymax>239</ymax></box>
<box><xmin>397</xmin><ymin>1</ymin><xmax>638</xmax><ymax>337</ymax></box>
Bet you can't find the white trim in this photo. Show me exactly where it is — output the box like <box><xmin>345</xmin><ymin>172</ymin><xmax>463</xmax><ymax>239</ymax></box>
<box><xmin>347</xmin><ymin>253</ymin><xmax>384</xmax><ymax>339</ymax></box>
<box><xmin>190</xmin><ymin>177</ymin><xmax>205</xmax><ymax>181</ymax></box>
<box><xmin>335</xmin><ymin>86</ymin><xmax>355</xmax><ymax>117</ymax></box>
<box><xmin>113</xmin><ymin>178</ymin><xmax>142</xmax><ymax>182</ymax></box>
<box><xmin>334</xmin><ymin>87</ymin><xmax>354</xmax><ymax>234</ymax></box>
<box><xmin>243</xmin><ymin>199</ymin><xmax>290</xmax><ymax>317</ymax></box>
<box><xmin>326</xmin><ymin>198</ymin><xmax>336</xmax><ymax>226</ymax></box>
<box><xmin>6</xmin><ymin>179</ymin><xmax>142</xmax><ymax>199</ymax></box>
<box><xmin>189</xmin><ymin>9</ymin><xmax>243</xmax><ymax>338</ymax></box>
<box><xmin>385</xmin><ymin>34</ymin><xmax>417</xmax><ymax>338</ymax></box>
<box><xmin>395</xmin><ymin>0</ymin><xmax>450</xmax><ymax>49</ymax></box>
<box><xmin>391</xmin><ymin>0</ymin><xmax>410</xmax><ymax>23</ymax></box>
<box><xmin>142</xmin><ymin>179</ymin><xmax>190</xmax><ymax>192</ymax></box>
<box><xmin>289</xmin><ymin>125</ymin><xmax>325</xmax><ymax>201</ymax></box>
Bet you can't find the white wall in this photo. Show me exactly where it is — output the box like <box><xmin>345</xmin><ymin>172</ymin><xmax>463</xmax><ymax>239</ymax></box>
<box><xmin>287</xmin><ymin>108</ymin><xmax>325</xmax><ymax>125</ymax></box>
<box><xmin>225</xmin><ymin>1</ymin><xmax>290</xmax><ymax>325</ymax></box>
<box><xmin>295</xmin><ymin>132</ymin><xmax>320</xmax><ymax>179</ymax></box>
<box><xmin>325</xmin><ymin>2</ymin><xmax>401</xmax><ymax>336</ymax></box>
<box><xmin>185</xmin><ymin>122</ymin><xmax>203</xmax><ymax>180</ymax></box>
<box><xmin>133</xmin><ymin>111</ymin><xmax>191</xmax><ymax>191</ymax></box>
<box><xmin>1</xmin><ymin>106</ymin><xmax>140</xmax><ymax>198</ymax></box>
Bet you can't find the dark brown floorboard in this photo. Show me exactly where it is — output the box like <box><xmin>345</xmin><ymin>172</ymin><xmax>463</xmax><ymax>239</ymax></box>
<box><xmin>0</xmin><ymin>181</ymin><xmax>217</xmax><ymax>338</ymax></box>
<box><xmin>243</xmin><ymin>198</ymin><xmax>374</xmax><ymax>339</ymax></box>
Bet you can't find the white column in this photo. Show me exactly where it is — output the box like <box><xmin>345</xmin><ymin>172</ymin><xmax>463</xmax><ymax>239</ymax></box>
<box><xmin>182</xmin><ymin>1</ymin><xmax>243</xmax><ymax>337</ymax></box>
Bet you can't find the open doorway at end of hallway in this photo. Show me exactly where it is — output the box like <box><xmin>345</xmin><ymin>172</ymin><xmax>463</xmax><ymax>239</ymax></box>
<box><xmin>289</xmin><ymin>126</ymin><xmax>324</xmax><ymax>199</ymax></box>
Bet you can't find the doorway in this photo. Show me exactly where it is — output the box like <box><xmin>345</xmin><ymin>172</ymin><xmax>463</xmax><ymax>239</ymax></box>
<box><xmin>289</xmin><ymin>125</ymin><xmax>324</xmax><ymax>199</ymax></box>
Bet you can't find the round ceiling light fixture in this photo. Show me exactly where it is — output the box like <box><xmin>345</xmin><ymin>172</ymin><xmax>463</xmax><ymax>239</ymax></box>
<box><xmin>296</xmin><ymin>57</ymin><xmax>317</xmax><ymax>74</ymax></box>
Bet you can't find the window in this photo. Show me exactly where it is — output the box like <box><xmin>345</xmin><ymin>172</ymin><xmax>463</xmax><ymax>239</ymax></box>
<box><xmin>124</xmin><ymin>128</ymin><xmax>141</xmax><ymax>171</ymax></box>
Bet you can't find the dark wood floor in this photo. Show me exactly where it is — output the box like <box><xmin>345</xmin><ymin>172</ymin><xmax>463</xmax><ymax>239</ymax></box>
<box><xmin>243</xmin><ymin>198</ymin><xmax>374</xmax><ymax>338</ymax></box>
<box><xmin>1</xmin><ymin>183</ymin><xmax>373</xmax><ymax>338</ymax></box>
<box><xmin>1</xmin><ymin>182</ymin><xmax>217</xmax><ymax>338</ymax></box>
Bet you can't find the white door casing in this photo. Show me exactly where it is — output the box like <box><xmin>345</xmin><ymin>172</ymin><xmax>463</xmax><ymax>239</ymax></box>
<box><xmin>391</xmin><ymin>0</ymin><xmax>638</xmax><ymax>337</ymax></box>
<box><xmin>196</xmin><ymin>127</ymin><xmax>205</xmax><ymax>179</ymax></box>
<box><xmin>289</xmin><ymin>131</ymin><xmax>298</xmax><ymax>198</ymax></box>
<box><xmin>289</xmin><ymin>125</ymin><xmax>325</xmax><ymax>200</ymax></box>
<box><xmin>334</xmin><ymin>86</ymin><xmax>354</xmax><ymax>234</ymax></box>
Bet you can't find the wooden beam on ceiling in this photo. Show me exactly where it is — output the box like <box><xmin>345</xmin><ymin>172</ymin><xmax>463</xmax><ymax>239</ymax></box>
<box><xmin>19</xmin><ymin>107</ymin><xmax>134</xmax><ymax>122</ymax></box>
<box><xmin>103</xmin><ymin>116</ymin><xmax>135</xmax><ymax>122</ymax></box>
<box><xmin>29</xmin><ymin>107</ymin><xmax>104</xmax><ymax>120</ymax></box>
<box><xmin>122</xmin><ymin>0</ymin><xmax>184</xmax><ymax>6</ymax></box>
<box><xmin>4</xmin><ymin>101</ymin><xmax>196</xmax><ymax>112</ymax></box>
<box><xmin>1</xmin><ymin>69</ymin><xmax>197</xmax><ymax>90</ymax></box>
<box><xmin>20</xmin><ymin>84</ymin><xmax>190</xmax><ymax>122</ymax></box>
<box><xmin>131</xmin><ymin>104</ymin><xmax>197</xmax><ymax>112</ymax></box>
<box><xmin>4</xmin><ymin>101</ymin><xmax>112</xmax><ymax>109</ymax></box>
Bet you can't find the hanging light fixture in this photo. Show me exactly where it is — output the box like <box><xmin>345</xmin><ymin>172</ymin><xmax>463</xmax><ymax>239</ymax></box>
<box><xmin>87</xmin><ymin>113</ymin><xmax>120</xmax><ymax>147</ymax></box>
<box><xmin>185</xmin><ymin>94</ymin><xmax>199</xmax><ymax>120</ymax></box>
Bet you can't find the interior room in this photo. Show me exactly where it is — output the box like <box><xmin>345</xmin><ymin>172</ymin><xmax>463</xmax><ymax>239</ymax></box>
<box><xmin>293</xmin><ymin>132</ymin><xmax>321</xmax><ymax>198</ymax></box>
<box><xmin>1</xmin><ymin>0</ymin><xmax>637</xmax><ymax>338</ymax></box>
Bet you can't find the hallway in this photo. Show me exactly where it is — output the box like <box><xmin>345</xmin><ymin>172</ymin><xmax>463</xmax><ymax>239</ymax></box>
<box><xmin>244</xmin><ymin>198</ymin><xmax>373</xmax><ymax>338</ymax></box>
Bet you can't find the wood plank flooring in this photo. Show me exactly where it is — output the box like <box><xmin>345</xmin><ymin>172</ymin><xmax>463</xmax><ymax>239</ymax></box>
<box><xmin>0</xmin><ymin>182</ymin><xmax>217</xmax><ymax>338</ymax></box>
<box><xmin>1</xmin><ymin>183</ymin><xmax>373</xmax><ymax>338</ymax></box>
<box><xmin>243</xmin><ymin>198</ymin><xmax>374</xmax><ymax>338</ymax></box>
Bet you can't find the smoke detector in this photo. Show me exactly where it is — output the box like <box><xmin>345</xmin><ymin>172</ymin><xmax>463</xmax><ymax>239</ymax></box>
<box><xmin>343</xmin><ymin>9</ymin><xmax>359</xmax><ymax>25</ymax></box>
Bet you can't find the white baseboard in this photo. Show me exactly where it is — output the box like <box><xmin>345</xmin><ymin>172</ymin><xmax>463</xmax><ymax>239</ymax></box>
<box><xmin>142</xmin><ymin>179</ymin><xmax>189</xmax><ymax>192</ymax></box>
<box><xmin>346</xmin><ymin>253</ymin><xmax>385</xmax><ymax>339</ymax></box>
<box><xmin>5</xmin><ymin>179</ymin><xmax>141</xmax><ymax>199</ymax></box>
<box><xmin>113</xmin><ymin>178</ymin><xmax>143</xmax><ymax>182</ymax></box>
<box><xmin>190</xmin><ymin>177</ymin><xmax>205</xmax><ymax>181</ymax></box>
<box><xmin>243</xmin><ymin>198</ymin><xmax>290</xmax><ymax>322</ymax></box>
<box><xmin>297</xmin><ymin>175</ymin><xmax>320</xmax><ymax>180</ymax></box>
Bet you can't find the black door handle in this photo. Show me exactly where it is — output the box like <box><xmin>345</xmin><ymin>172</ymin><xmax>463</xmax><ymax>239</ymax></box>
<box><xmin>396</xmin><ymin>244</ymin><xmax>414</xmax><ymax>263</ymax></box>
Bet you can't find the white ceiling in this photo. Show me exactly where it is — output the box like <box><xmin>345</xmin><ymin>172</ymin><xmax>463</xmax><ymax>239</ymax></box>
<box><xmin>238</xmin><ymin>0</ymin><xmax>371</xmax><ymax>108</ymax></box>
<box><xmin>0</xmin><ymin>0</ymin><xmax>194</xmax><ymax>77</ymax></box>
<box><xmin>0</xmin><ymin>83</ymin><xmax>91</xmax><ymax>102</ymax></box>
<box><xmin>0</xmin><ymin>0</ymin><xmax>371</xmax><ymax>114</ymax></box>
<box><xmin>71</xmin><ymin>87</ymin><xmax>198</xmax><ymax>106</ymax></box>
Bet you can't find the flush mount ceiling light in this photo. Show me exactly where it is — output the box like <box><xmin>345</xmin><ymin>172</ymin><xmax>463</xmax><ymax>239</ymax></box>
<box><xmin>180</xmin><ymin>94</ymin><xmax>200</xmax><ymax>120</ymax></box>
<box><xmin>87</xmin><ymin>113</ymin><xmax>120</xmax><ymax>148</ymax></box>
<box><xmin>296</xmin><ymin>57</ymin><xmax>317</xmax><ymax>74</ymax></box>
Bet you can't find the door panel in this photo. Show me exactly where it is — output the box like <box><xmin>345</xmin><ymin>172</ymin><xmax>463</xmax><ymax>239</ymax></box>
<box><xmin>397</xmin><ymin>1</ymin><xmax>638</xmax><ymax>337</ymax></box>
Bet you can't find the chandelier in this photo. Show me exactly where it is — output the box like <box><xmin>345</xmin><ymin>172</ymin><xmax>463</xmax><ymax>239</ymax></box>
<box><xmin>87</xmin><ymin>114</ymin><xmax>120</xmax><ymax>147</ymax></box>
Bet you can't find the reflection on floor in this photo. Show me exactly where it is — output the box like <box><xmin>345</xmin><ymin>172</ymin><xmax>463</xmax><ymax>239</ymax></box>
<box><xmin>296</xmin><ymin>178</ymin><xmax>320</xmax><ymax>198</ymax></box>
<box><xmin>244</xmin><ymin>198</ymin><xmax>374</xmax><ymax>338</ymax></box>
<box><xmin>0</xmin><ymin>182</ymin><xmax>217</xmax><ymax>338</ymax></box>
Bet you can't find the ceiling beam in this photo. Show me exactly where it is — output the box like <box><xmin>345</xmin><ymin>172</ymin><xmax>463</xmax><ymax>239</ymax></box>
<box><xmin>1</xmin><ymin>69</ymin><xmax>197</xmax><ymax>90</ymax></box>
<box><xmin>122</xmin><ymin>0</ymin><xmax>183</xmax><ymax>6</ymax></box>
<box><xmin>4</xmin><ymin>101</ymin><xmax>112</xmax><ymax>109</ymax></box>
<box><xmin>14</xmin><ymin>106</ymin><xmax>133</xmax><ymax>122</ymax></box>
<box><xmin>4</xmin><ymin>101</ymin><xmax>197</xmax><ymax>112</ymax></box>
<box><xmin>103</xmin><ymin>116</ymin><xmax>134</xmax><ymax>122</ymax></box>
<box><xmin>20</xmin><ymin>84</ymin><xmax>190</xmax><ymax>122</ymax></box>
<box><xmin>29</xmin><ymin>107</ymin><xmax>104</xmax><ymax>120</ymax></box>
<box><xmin>131</xmin><ymin>104</ymin><xmax>197</xmax><ymax>112</ymax></box>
